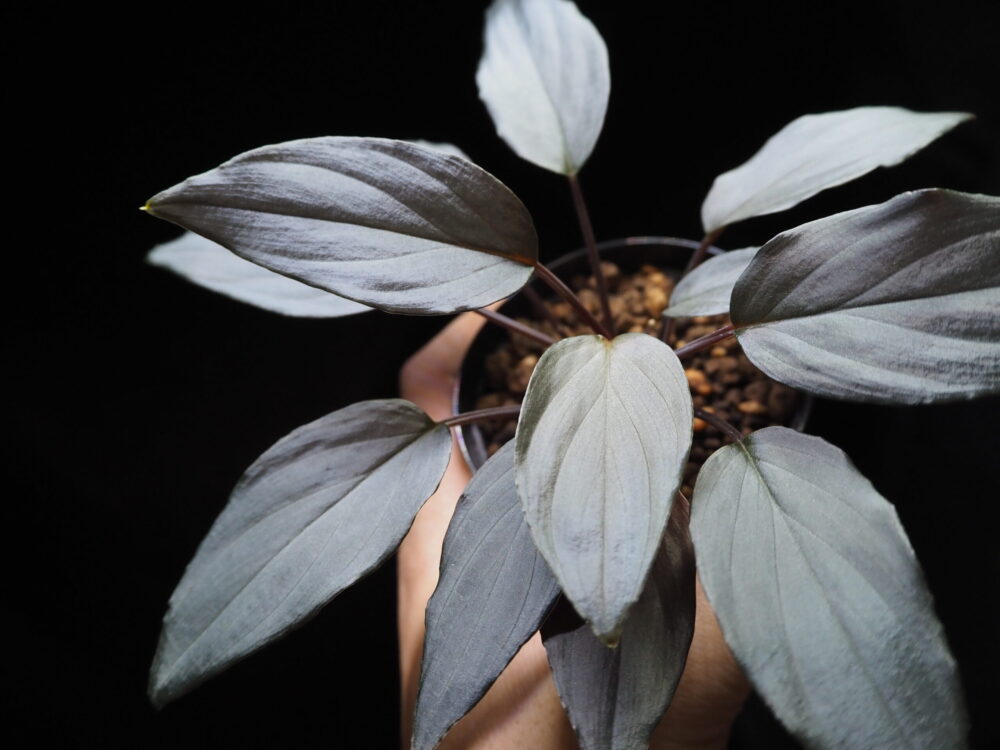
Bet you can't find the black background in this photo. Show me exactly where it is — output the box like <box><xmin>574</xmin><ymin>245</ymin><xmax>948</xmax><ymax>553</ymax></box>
<box><xmin>10</xmin><ymin>1</ymin><xmax>1000</xmax><ymax>747</ymax></box>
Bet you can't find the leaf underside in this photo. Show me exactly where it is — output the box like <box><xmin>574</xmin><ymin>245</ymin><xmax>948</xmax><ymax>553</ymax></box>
<box><xmin>732</xmin><ymin>189</ymin><xmax>1000</xmax><ymax>404</ymax></box>
<box><xmin>662</xmin><ymin>247</ymin><xmax>758</xmax><ymax>318</ymax></box>
<box><xmin>515</xmin><ymin>333</ymin><xmax>692</xmax><ymax>643</ymax></box>
<box><xmin>413</xmin><ymin>443</ymin><xmax>560</xmax><ymax>750</ymax></box>
<box><xmin>147</xmin><ymin>231</ymin><xmax>371</xmax><ymax>318</ymax></box>
<box><xmin>145</xmin><ymin>136</ymin><xmax>537</xmax><ymax>315</ymax></box>
<box><xmin>149</xmin><ymin>399</ymin><xmax>451</xmax><ymax>707</ymax></box>
<box><xmin>691</xmin><ymin>427</ymin><xmax>967</xmax><ymax>749</ymax></box>
<box><xmin>701</xmin><ymin>106</ymin><xmax>972</xmax><ymax>232</ymax></box>
<box><xmin>477</xmin><ymin>0</ymin><xmax>610</xmax><ymax>174</ymax></box>
<box><xmin>543</xmin><ymin>495</ymin><xmax>696</xmax><ymax>750</ymax></box>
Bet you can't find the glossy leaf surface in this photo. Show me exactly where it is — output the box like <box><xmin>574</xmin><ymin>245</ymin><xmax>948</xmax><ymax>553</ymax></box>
<box><xmin>701</xmin><ymin>106</ymin><xmax>971</xmax><ymax>232</ymax></box>
<box><xmin>150</xmin><ymin>400</ymin><xmax>451</xmax><ymax>707</ymax></box>
<box><xmin>662</xmin><ymin>247</ymin><xmax>757</xmax><ymax>318</ymax></box>
<box><xmin>477</xmin><ymin>0</ymin><xmax>610</xmax><ymax>174</ymax></box>
<box><xmin>543</xmin><ymin>497</ymin><xmax>696</xmax><ymax>750</ymax></box>
<box><xmin>732</xmin><ymin>189</ymin><xmax>1000</xmax><ymax>403</ymax></box>
<box><xmin>691</xmin><ymin>427</ymin><xmax>967</xmax><ymax>749</ymax></box>
<box><xmin>145</xmin><ymin>137</ymin><xmax>537</xmax><ymax>315</ymax></box>
<box><xmin>147</xmin><ymin>231</ymin><xmax>370</xmax><ymax>317</ymax></box>
<box><xmin>413</xmin><ymin>443</ymin><xmax>560</xmax><ymax>750</ymax></box>
<box><xmin>516</xmin><ymin>334</ymin><xmax>692</xmax><ymax>642</ymax></box>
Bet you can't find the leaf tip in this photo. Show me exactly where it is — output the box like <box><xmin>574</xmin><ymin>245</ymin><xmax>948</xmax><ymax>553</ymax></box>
<box><xmin>937</xmin><ymin>109</ymin><xmax>976</xmax><ymax>136</ymax></box>
<box><xmin>147</xmin><ymin>672</ymin><xmax>172</xmax><ymax>711</ymax></box>
<box><xmin>147</xmin><ymin>642</ymin><xmax>186</xmax><ymax>710</ymax></box>
<box><xmin>590</xmin><ymin>615</ymin><xmax>624</xmax><ymax>647</ymax></box>
<box><xmin>598</xmin><ymin>632</ymin><xmax>621</xmax><ymax>648</ymax></box>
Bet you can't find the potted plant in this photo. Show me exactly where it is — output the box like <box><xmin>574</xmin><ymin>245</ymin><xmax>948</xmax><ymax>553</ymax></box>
<box><xmin>141</xmin><ymin>1</ymin><xmax>998</xmax><ymax>748</ymax></box>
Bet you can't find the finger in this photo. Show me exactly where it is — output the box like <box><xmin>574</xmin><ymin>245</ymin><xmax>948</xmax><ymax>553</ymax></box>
<box><xmin>650</xmin><ymin>575</ymin><xmax>750</xmax><ymax>749</ymax></box>
<box><xmin>406</xmin><ymin>302</ymin><xmax>502</xmax><ymax>378</ymax></box>
<box><xmin>400</xmin><ymin>305</ymin><xmax>502</xmax><ymax>422</ymax></box>
<box><xmin>398</xmin><ymin>440</ymin><xmax>474</xmax><ymax>733</ymax></box>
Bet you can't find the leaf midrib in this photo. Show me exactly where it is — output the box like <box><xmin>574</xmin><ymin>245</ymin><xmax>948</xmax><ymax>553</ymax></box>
<box><xmin>158</xmin><ymin>424</ymin><xmax>442</xmax><ymax>688</ymax></box>
<box><xmin>738</xmin><ymin>443</ymin><xmax>913</xmax><ymax>744</ymax></box>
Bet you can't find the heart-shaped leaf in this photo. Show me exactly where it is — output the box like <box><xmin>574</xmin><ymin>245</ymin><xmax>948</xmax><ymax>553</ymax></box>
<box><xmin>662</xmin><ymin>247</ymin><xmax>758</xmax><ymax>318</ymax></box>
<box><xmin>477</xmin><ymin>0</ymin><xmax>610</xmax><ymax>175</ymax></box>
<box><xmin>701</xmin><ymin>106</ymin><xmax>972</xmax><ymax>232</ymax></box>
<box><xmin>516</xmin><ymin>333</ymin><xmax>692</xmax><ymax>643</ymax></box>
<box><xmin>413</xmin><ymin>442</ymin><xmax>560</xmax><ymax>750</ymax></box>
<box><xmin>144</xmin><ymin>137</ymin><xmax>537</xmax><ymax>315</ymax></box>
<box><xmin>147</xmin><ymin>231</ymin><xmax>371</xmax><ymax>317</ymax></box>
<box><xmin>731</xmin><ymin>189</ymin><xmax>1000</xmax><ymax>403</ymax></box>
<box><xmin>543</xmin><ymin>495</ymin><xmax>696</xmax><ymax>750</ymax></box>
<box><xmin>690</xmin><ymin>427</ymin><xmax>967</xmax><ymax>749</ymax></box>
<box><xmin>149</xmin><ymin>399</ymin><xmax>451</xmax><ymax>707</ymax></box>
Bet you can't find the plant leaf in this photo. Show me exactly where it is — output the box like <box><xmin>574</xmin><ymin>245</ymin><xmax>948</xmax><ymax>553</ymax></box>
<box><xmin>149</xmin><ymin>399</ymin><xmax>451</xmax><ymax>707</ymax></box>
<box><xmin>476</xmin><ymin>0</ymin><xmax>610</xmax><ymax>175</ymax></box>
<box><xmin>543</xmin><ymin>495</ymin><xmax>696</xmax><ymax>750</ymax></box>
<box><xmin>690</xmin><ymin>427</ymin><xmax>967</xmax><ymax>749</ymax></box>
<box><xmin>413</xmin><ymin>442</ymin><xmax>560</xmax><ymax>750</ymax></box>
<box><xmin>701</xmin><ymin>106</ymin><xmax>972</xmax><ymax>232</ymax></box>
<box><xmin>662</xmin><ymin>247</ymin><xmax>758</xmax><ymax>318</ymax></box>
<box><xmin>147</xmin><ymin>231</ymin><xmax>371</xmax><ymax>317</ymax></box>
<box><xmin>516</xmin><ymin>333</ymin><xmax>692</xmax><ymax>643</ymax></box>
<box><xmin>144</xmin><ymin>137</ymin><xmax>537</xmax><ymax>315</ymax></box>
<box><xmin>408</xmin><ymin>140</ymin><xmax>471</xmax><ymax>161</ymax></box>
<box><xmin>731</xmin><ymin>189</ymin><xmax>1000</xmax><ymax>403</ymax></box>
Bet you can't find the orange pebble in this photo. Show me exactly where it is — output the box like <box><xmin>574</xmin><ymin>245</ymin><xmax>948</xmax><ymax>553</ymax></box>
<box><xmin>738</xmin><ymin>400</ymin><xmax>767</xmax><ymax>415</ymax></box>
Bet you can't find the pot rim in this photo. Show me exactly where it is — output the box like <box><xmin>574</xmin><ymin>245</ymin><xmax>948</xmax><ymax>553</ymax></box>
<box><xmin>452</xmin><ymin>236</ymin><xmax>812</xmax><ymax>470</ymax></box>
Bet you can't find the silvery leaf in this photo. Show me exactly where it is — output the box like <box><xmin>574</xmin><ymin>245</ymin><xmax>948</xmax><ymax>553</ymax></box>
<box><xmin>662</xmin><ymin>247</ymin><xmax>758</xmax><ymax>318</ymax></box>
<box><xmin>413</xmin><ymin>443</ymin><xmax>560</xmax><ymax>750</ymax></box>
<box><xmin>144</xmin><ymin>137</ymin><xmax>537</xmax><ymax>315</ymax></box>
<box><xmin>516</xmin><ymin>334</ymin><xmax>692</xmax><ymax>643</ymax></box>
<box><xmin>407</xmin><ymin>141</ymin><xmax>471</xmax><ymax>161</ymax></box>
<box><xmin>149</xmin><ymin>399</ymin><xmax>452</xmax><ymax>707</ymax></box>
<box><xmin>477</xmin><ymin>0</ymin><xmax>610</xmax><ymax>174</ymax></box>
<box><xmin>701</xmin><ymin>106</ymin><xmax>972</xmax><ymax>232</ymax></box>
<box><xmin>691</xmin><ymin>427</ymin><xmax>967</xmax><ymax>749</ymax></box>
<box><xmin>147</xmin><ymin>231</ymin><xmax>370</xmax><ymax>317</ymax></box>
<box><xmin>731</xmin><ymin>189</ymin><xmax>1000</xmax><ymax>403</ymax></box>
<box><xmin>543</xmin><ymin>496</ymin><xmax>696</xmax><ymax>750</ymax></box>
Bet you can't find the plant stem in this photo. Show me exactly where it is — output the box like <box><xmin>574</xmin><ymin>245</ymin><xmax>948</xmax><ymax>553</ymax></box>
<box><xmin>442</xmin><ymin>405</ymin><xmax>522</xmax><ymax>428</ymax></box>
<box><xmin>475</xmin><ymin>308</ymin><xmax>557</xmax><ymax>347</ymax></box>
<box><xmin>660</xmin><ymin>315</ymin><xmax>677</xmax><ymax>344</ymax></box>
<box><xmin>682</xmin><ymin>227</ymin><xmax>725</xmax><ymax>276</ymax></box>
<box><xmin>520</xmin><ymin>284</ymin><xmax>564</xmax><ymax>333</ymax></box>
<box><xmin>694</xmin><ymin>407</ymin><xmax>744</xmax><ymax>443</ymax></box>
<box><xmin>674</xmin><ymin>324</ymin><xmax>736</xmax><ymax>359</ymax></box>
<box><xmin>567</xmin><ymin>174</ymin><xmax>614</xmax><ymax>333</ymax></box>
<box><xmin>533</xmin><ymin>261</ymin><xmax>613</xmax><ymax>339</ymax></box>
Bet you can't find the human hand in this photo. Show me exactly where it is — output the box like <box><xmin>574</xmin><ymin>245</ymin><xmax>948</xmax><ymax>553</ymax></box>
<box><xmin>397</xmin><ymin>311</ymin><xmax>750</xmax><ymax>750</ymax></box>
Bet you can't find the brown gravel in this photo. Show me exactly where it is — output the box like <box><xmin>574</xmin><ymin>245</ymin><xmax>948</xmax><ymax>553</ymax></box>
<box><xmin>472</xmin><ymin>261</ymin><xmax>799</xmax><ymax>494</ymax></box>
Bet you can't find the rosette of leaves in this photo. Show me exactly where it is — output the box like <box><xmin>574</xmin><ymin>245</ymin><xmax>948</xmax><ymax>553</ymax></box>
<box><xmin>143</xmin><ymin>1</ymin><xmax>998</xmax><ymax>748</ymax></box>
